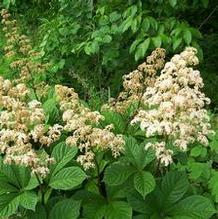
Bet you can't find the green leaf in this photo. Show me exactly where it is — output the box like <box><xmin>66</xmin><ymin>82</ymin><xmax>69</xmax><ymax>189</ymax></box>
<box><xmin>124</xmin><ymin>137</ymin><xmax>155</xmax><ymax>169</ymax></box>
<box><xmin>0</xmin><ymin>193</ymin><xmax>20</xmax><ymax>217</ymax></box>
<box><xmin>183</xmin><ymin>29</ymin><xmax>192</xmax><ymax>45</ymax></box>
<box><xmin>109</xmin><ymin>11</ymin><xmax>121</xmax><ymax>23</ymax></box>
<box><xmin>127</xmin><ymin>192</ymin><xmax>153</xmax><ymax>214</ymax></box>
<box><xmin>49</xmin><ymin>199</ymin><xmax>81</xmax><ymax>219</ymax></box>
<box><xmin>130</xmin><ymin>39</ymin><xmax>143</xmax><ymax>54</ymax></box>
<box><xmin>131</xmin><ymin>19</ymin><xmax>138</xmax><ymax>33</ymax></box>
<box><xmin>27</xmin><ymin>204</ymin><xmax>47</xmax><ymax>219</ymax></box>
<box><xmin>83</xmin><ymin>197</ymin><xmax>106</xmax><ymax>219</ymax></box>
<box><xmin>24</xmin><ymin>175</ymin><xmax>39</xmax><ymax>190</ymax></box>
<box><xmin>169</xmin><ymin>0</ymin><xmax>177</xmax><ymax>7</ymax></box>
<box><xmin>51</xmin><ymin>142</ymin><xmax>78</xmax><ymax>175</ymax></box>
<box><xmin>43</xmin><ymin>98</ymin><xmax>59</xmax><ymax>124</ymax></box>
<box><xmin>101</xmin><ymin>110</ymin><xmax>125</xmax><ymax>133</ymax></box>
<box><xmin>102</xmin><ymin>35</ymin><xmax>112</xmax><ymax>43</ymax></box>
<box><xmin>121</xmin><ymin>17</ymin><xmax>133</xmax><ymax>33</ymax></box>
<box><xmin>49</xmin><ymin>167</ymin><xmax>86</xmax><ymax>190</ymax></box>
<box><xmin>135</xmin><ymin>38</ymin><xmax>150</xmax><ymax>61</ymax></box>
<box><xmin>134</xmin><ymin>171</ymin><xmax>156</xmax><ymax>199</ymax></box>
<box><xmin>190</xmin><ymin>146</ymin><xmax>202</xmax><ymax>157</ymax></box>
<box><xmin>152</xmin><ymin>36</ymin><xmax>162</xmax><ymax>48</ymax></box>
<box><xmin>173</xmin><ymin>37</ymin><xmax>182</xmax><ymax>51</ymax></box>
<box><xmin>0</xmin><ymin>184</ymin><xmax>17</xmax><ymax>195</ymax></box>
<box><xmin>105</xmin><ymin>201</ymin><xmax>132</xmax><ymax>219</ymax></box>
<box><xmin>188</xmin><ymin>162</ymin><xmax>210</xmax><ymax>180</ymax></box>
<box><xmin>104</xmin><ymin>162</ymin><xmax>135</xmax><ymax>186</ymax></box>
<box><xmin>209</xmin><ymin>171</ymin><xmax>218</xmax><ymax>202</ymax></box>
<box><xmin>19</xmin><ymin>191</ymin><xmax>38</xmax><ymax>211</ymax></box>
<box><xmin>0</xmin><ymin>163</ymin><xmax>30</xmax><ymax>189</ymax></box>
<box><xmin>161</xmin><ymin>171</ymin><xmax>189</xmax><ymax>207</ymax></box>
<box><xmin>171</xmin><ymin>195</ymin><xmax>216</xmax><ymax>218</ymax></box>
<box><xmin>141</xmin><ymin>18</ymin><xmax>150</xmax><ymax>32</ymax></box>
<box><xmin>89</xmin><ymin>41</ymin><xmax>100</xmax><ymax>54</ymax></box>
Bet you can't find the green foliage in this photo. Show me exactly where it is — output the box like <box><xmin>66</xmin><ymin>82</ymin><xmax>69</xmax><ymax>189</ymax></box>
<box><xmin>4</xmin><ymin>0</ymin><xmax>209</xmax><ymax>96</ymax></box>
<box><xmin>48</xmin><ymin>199</ymin><xmax>81</xmax><ymax>219</ymax></box>
<box><xmin>49</xmin><ymin>166</ymin><xmax>86</xmax><ymax>190</ymax></box>
<box><xmin>0</xmin><ymin>0</ymin><xmax>217</xmax><ymax>218</ymax></box>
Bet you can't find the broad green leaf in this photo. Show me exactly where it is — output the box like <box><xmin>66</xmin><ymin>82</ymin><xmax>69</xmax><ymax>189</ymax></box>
<box><xmin>0</xmin><ymin>163</ymin><xmax>26</xmax><ymax>188</ymax></box>
<box><xmin>49</xmin><ymin>166</ymin><xmax>86</xmax><ymax>190</ymax></box>
<box><xmin>188</xmin><ymin>162</ymin><xmax>210</xmax><ymax>180</ymax></box>
<box><xmin>83</xmin><ymin>197</ymin><xmax>106</xmax><ymax>219</ymax></box>
<box><xmin>135</xmin><ymin>38</ymin><xmax>150</xmax><ymax>61</ymax></box>
<box><xmin>26</xmin><ymin>204</ymin><xmax>47</xmax><ymax>219</ymax></box>
<box><xmin>131</xmin><ymin>19</ymin><xmax>138</xmax><ymax>33</ymax></box>
<box><xmin>105</xmin><ymin>201</ymin><xmax>132</xmax><ymax>219</ymax></box>
<box><xmin>24</xmin><ymin>175</ymin><xmax>39</xmax><ymax>190</ymax></box>
<box><xmin>152</xmin><ymin>36</ymin><xmax>162</xmax><ymax>48</ymax></box>
<box><xmin>190</xmin><ymin>146</ymin><xmax>202</xmax><ymax>157</ymax></box>
<box><xmin>124</xmin><ymin>137</ymin><xmax>155</xmax><ymax>169</ymax></box>
<box><xmin>49</xmin><ymin>199</ymin><xmax>81</xmax><ymax>219</ymax></box>
<box><xmin>101</xmin><ymin>110</ymin><xmax>125</xmax><ymax>134</ymax></box>
<box><xmin>109</xmin><ymin>11</ymin><xmax>121</xmax><ymax>23</ymax></box>
<box><xmin>19</xmin><ymin>191</ymin><xmax>38</xmax><ymax>211</ymax></box>
<box><xmin>161</xmin><ymin>171</ymin><xmax>189</xmax><ymax>207</ymax></box>
<box><xmin>104</xmin><ymin>162</ymin><xmax>135</xmax><ymax>186</ymax></box>
<box><xmin>134</xmin><ymin>171</ymin><xmax>156</xmax><ymax>199</ymax></box>
<box><xmin>141</xmin><ymin>18</ymin><xmax>150</xmax><ymax>32</ymax></box>
<box><xmin>173</xmin><ymin>37</ymin><xmax>182</xmax><ymax>51</ymax></box>
<box><xmin>121</xmin><ymin>17</ymin><xmax>133</xmax><ymax>33</ymax></box>
<box><xmin>171</xmin><ymin>195</ymin><xmax>216</xmax><ymax>218</ymax></box>
<box><xmin>43</xmin><ymin>98</ymin><xmax>59</xmax><ymax>124</ymax></box>
<box><xmin>209</xmin><ymin>171</ymin><xmax>218</xmax><ymax>202</ymax></box>
<box><xmin>190</xmin><ymin>145</ymin><xmax>207</xmax><ymax>158</ymax></box>
<box><xmin>51</xmin><ymin>142</ymin><xmax>78</xmax><ymax>175</ymax></box>
<box><xmin>183</xmin><ymin>29</ymin><xmax>192</xmax><ymax>45</ymax></box>
<box><xmin>127</xmin><ymin>192</ymin><xmax>153</xmax><ymax>214</ymax></box>
<box><xmin>0</xmin><ymin>193</ymin><xmax>20</xmax><ymax>217</ymax></box>
<box><xmin>0</xmin><ymin>181</ymin><xmax>18</xmax><ymax>195</ymax></box>
<box><xmin>130</xmin><ymin>39</ymin><xmax>143</xmax><ymax>54</ymax></box>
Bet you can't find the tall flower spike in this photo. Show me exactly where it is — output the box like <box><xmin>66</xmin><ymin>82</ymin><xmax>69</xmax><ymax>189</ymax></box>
<box><xmin>1</xmin><ymin>9</ymin><xmax>50</xmax><ymax>92</ymax></box>
<box><xmin>131</xmin><ymin>47</ymin><xmax>214</xmax><ymax>166</ymax></box>
<box><xmin>102</xmin><ymin>48</ymin><xmax>166</xmax><ymax>113</ymax></box>
<box><xmin>55</xmin><ymin>85</ymin><xmax>125</xmax><ymax>170</ymax></box>
<box><xmin>0</xmin><ymin>76</ymin><xmax>63</xmax><ymax>177</ymax></box>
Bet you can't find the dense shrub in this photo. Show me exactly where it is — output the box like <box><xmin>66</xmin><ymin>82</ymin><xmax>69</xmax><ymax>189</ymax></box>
<box><xmin>0</xmin><ymin>2</ymin><xmax>218</xmax><ymax>218</ymax></box>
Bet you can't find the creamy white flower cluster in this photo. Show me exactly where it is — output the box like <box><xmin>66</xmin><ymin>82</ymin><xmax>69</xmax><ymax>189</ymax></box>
<box><xmin>1</xmin><ymin>9</ymin><xmax>50</xmax><ymax>85</ymax></box>
<box><xmin>0</xmin><ymin>77</ymin><xmax>62</xmax><ymax>177</ymax></box>
<box><xmin>55</xmin><ymin>85</ymin><xmax>124</xmax><ymax>170</ymax></box>
<box><xmin>102</xmin><ymin>48</ymin><xmax>166</xmax><ymax>113</ymax></box>
<box><xmin>131</xmin><ymin>47</ymin><xmax>214</xmax><ymax>166</ymax></box>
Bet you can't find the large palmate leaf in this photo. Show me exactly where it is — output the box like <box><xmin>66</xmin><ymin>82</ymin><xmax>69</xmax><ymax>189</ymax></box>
<box><xmin>83</xmin><ymin>197</ymin><xmax>106</xmax><ymax>219</ymax></box>
<box><xmin>105</xmin><ymin>201</ymin><xmax>132</xmax><ymax>219</ymax></box>
<box><xmin>124</xmin><ymin>137</ymin><xmax>155</xmax><ymax>169</ymax></box>
<box><xmin>49</xmin><ymin>199</ymin><xmax>81</xmax><ymax>219</ymax></box>
<box><xmin>0</xmin><ymin>193</ymin><xmax>20</xmax><ymax>217</ymax></box>
<box><xmin>134</xmin><ymin>171</ymin><xmax>156</xmax><ymax>199</ymax></box>
<box><xmin>49</xmin><ymin>166</ymin><xmax>86</xmax><ymax>190</ymax></box>
<box><xmin>103</xmin><ymin>162</ymin><xmax>136</xmax><ymax>186</ymax></box>
<box><xmin>19</xmin><ymin>191</ymin><xmax>38</xmax><ymax>211</ymax></box>
<box><xmin>170</xmin><ymin>195</ymin><xmax>216</xmax><ymax>219</ymax></box>
<box><xmin>51</xmin><ymin>142</ymin><xmax>78</xmax><ymax>175</ymax></box>
<box><xmin>160</xmin><ymin>171</ymin><xmax>189</xmax><ymax>207</ymax></box>
<box><xmin>209</xmin><ymin>170</ymin><xmax>218</xmax><ymax>202</ymax></box>
<box><xmin>101</xmin><ymin>110</ymin><xmax>125</xmax><ymax>134</ymax></box>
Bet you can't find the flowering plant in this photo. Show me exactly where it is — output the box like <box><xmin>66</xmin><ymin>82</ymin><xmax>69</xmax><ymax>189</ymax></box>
<box><xmin>0</xmin><ymin>9</ymin><xmax>217</xmax><ymax>219</ymax></box>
